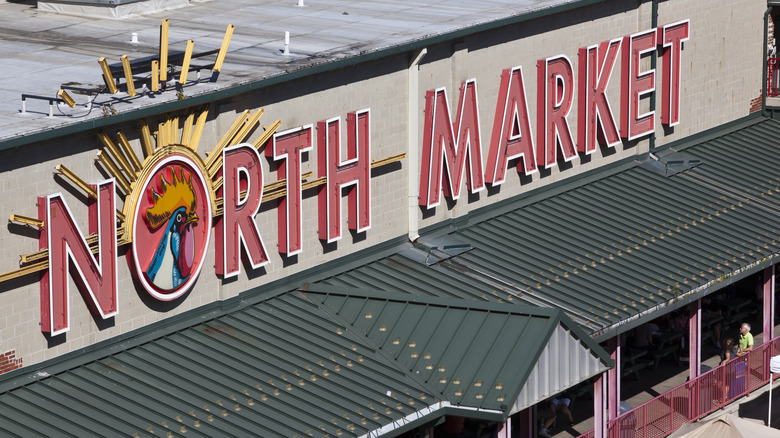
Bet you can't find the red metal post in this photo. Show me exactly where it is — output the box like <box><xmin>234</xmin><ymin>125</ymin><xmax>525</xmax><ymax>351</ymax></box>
<box><xmin>689</xmin><ymin>299</ymin><xmax>701</xmax><ymax>381</ymax></box>
<box><xmin>764</xmin><ymin>266</ymin><xmax>775</xmax><ymax>342</ymax></box>
<box><xmin>594</xmin><ymin>372</ymin><xmax>606</xmax><ymax>438</ymax></box>
<box><xmin>497</xmin><ymin>418</ymin><xmax>510</xmax><ymax>438</ymax></box>
<box><xmin>516</xmin><ymin>407</ymin><xmax>532</xmax><ymax>438</ymax></box>
<box><xmin>607</xmin><ymin>337</ymin><xmax>620</xmax><ymax>421</ymax></box>
<box><xmin>769</xmin><ymin>59</ymin><xmax>780</xmax><ymax>96</ymax></box>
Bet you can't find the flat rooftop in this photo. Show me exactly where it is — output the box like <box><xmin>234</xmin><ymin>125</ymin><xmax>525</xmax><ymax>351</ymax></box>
<box><xmin>0</xmin><ymin>0</ymin><xmax>582</xmax><ymax>149</ymax></box>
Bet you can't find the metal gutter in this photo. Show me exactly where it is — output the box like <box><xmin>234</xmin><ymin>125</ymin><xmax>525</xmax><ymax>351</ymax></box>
<box><xmin>590</xmin><ymin>253</ymin><xmax>777</xmax><ymax>343</ymax></box>
<box><xmin>358</xmin><ymin>404</ymin><xmax>505</xmax><ymax>438</ymax></box>
<box><xmin>0</xmin><ymin>0</ymin><xmax>605</xmax><ymax>153</ymax></box>
<box><xmin>764</xmin><ymin>6</ymin><xmax>772</xmax><ymax>115</ymax></box>
<box><xmin>408</xmin><ymin>48</ymin><xmax>428</xmax><ymax>242</ymax></box>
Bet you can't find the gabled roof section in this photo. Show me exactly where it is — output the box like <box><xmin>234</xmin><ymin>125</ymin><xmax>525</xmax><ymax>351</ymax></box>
<box><xmin>302</xmin><ymin>284</ymin><xmax>611</xmax><ymax>415</ymax></box>
<box><xmin>0</xmin><ymin>285</ymin><xmax>609</xmax><ymax>438</ymax></box>
<box><xmin>315</xmin><ymin>116</ymin><xmax>780</xmax><ymax>341</ymax></box>
<box><xmin>0</xmin><ymin>292</ymin><xmax>434</xmax><ymax>438</ymax></box>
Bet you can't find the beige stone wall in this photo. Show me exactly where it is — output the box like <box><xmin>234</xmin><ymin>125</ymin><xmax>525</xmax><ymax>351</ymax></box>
<box><xmin>0</xmin><ymin>0</ymin><xmax>766</xmax><ymax>370</ymax></box>
<box><xmin>415</xmin><ymin>0</ymin><xmax>765</xmax><ymax>224</ymax></box>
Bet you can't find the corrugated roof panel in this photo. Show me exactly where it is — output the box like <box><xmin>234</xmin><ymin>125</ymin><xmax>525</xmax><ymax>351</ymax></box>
<box><xmin>318</xmin><ymin>117</ymin><xmax>780</xmax><ymax>340</ymax></box>
<box><xmin>305</xmin><ymin>287</ymin><xmax>610</xmax><ymax>414</ymax></box>
<box><xmin>2</xmin><ymin>291</ymin><xmax>462</xmax><ymax>438</ymax></box>
<box><xmin>7</xmin><ymin>117</ymin><xmax>779</xmax><ymax>437</ymax></box>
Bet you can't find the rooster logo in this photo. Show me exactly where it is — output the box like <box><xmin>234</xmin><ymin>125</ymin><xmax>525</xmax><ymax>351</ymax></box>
<box><xmin>144</xmin><ymin>167</ymin><xmax>199</xmax><ymax>291</ymax></box>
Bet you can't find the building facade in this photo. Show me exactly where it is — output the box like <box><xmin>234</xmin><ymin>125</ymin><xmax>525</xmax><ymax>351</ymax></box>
<box><xmin>0</xmin><ymin>0</ymin><xmax>772</xmax><ymax>436</ymax></box>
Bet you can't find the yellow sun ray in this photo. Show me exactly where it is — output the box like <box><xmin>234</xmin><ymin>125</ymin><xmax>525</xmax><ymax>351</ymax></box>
<box><xmin>116</xmin><ymin>131</ymin><xmax>143</xmax><ymax>174</ymax></box>
<box><xmin>181</xmin><ymin>112</ymin><xmax>195</xmax><ymax>148</ymax></box>
<box><xmin>98</xmin><ymin>131</ymin><xmax>136</xmax><ymax>183</ymax></box>
<box><xmin>121</xmin><ymin>55</ymin><xmax>136</xmax><ymax>97</ymax></box>
<box><xmin>140</xmin><ymin>120</ymin><xmax>155</xmax><ymax>158</ymax></box>
<box><xmin>190</xmin><ymin>108</ymin><xmax>209</xmax><ymax>152</ymax></box>
<box><xmin>96</xmin><ymin>150</ymin><xmax>132</xmax><ymax>194</ymax></box>
<box><xmin>205</xmin><ymin>109</ymin><xmax>250</xmax><ymax>170</ymax></box>
<box><xmin>180</xmin><ymin>40</ymin><xmax>195</xmax><ymax>85</ymax></box>
<box><xmin>207</xmin><ymin>109</ymin><xmax>263</xmax><ymax>176</ymax></box>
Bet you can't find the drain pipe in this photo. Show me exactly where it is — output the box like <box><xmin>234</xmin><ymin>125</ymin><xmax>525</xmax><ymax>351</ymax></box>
<box><xmin>408</xmin><ymin>48</ymin><xmax>427</xmax><ymax>242</ymax></box>
<box><xmin>649</xmin><ymin>0</ymin><xmax>658</xmax><ymax>153</ymax></box>
<box><xmin>763</xmin><ymin>6</ymin><xmax>772</xmax><ymax>115</ymax></box>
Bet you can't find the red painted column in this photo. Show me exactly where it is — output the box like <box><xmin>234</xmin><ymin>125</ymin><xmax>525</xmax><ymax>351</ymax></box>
<box><xmin>689</xmin><ymin>299</ymin><xmax>701</xmax><ymax>381</ymax></box>
<box><xmin>497</xmin><ymin>418</ymin><xmax>511</xmax><ymax>438</ymax></box>
<box><xmin>516</xmin><ymin>407</ymin><xmax>532</xmax><ymax>437</ymax></box>
<box><xmin>764</xmin><ymin>266</ymin><xmax>775</xmax><ymax>342</ymax></box>
<box><xmin>594</xmin><ymin>372</ymin><xmax>607</xmax><ymax>438</ymax></box>
<box><xmin>607</xmin><ymin>337</ymin><xmax>620</xmax><ymax>420</ymax></box>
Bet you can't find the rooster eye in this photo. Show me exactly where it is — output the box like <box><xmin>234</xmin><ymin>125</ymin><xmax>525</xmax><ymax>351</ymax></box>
<box><xmin>177</xmin><ymin>213</ymin><xmax>182</xmax><ymax>222</ymax></box>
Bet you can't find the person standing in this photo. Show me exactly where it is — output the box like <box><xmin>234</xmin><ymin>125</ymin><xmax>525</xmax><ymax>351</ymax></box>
<box><xmin>737</xmin><ymin>323</ymin><xmax>753</xmax><ymax>356</ymax></box>
<box><xmin>720</xmin><ymin>338</ymin><xmax>737</xmax><ymax>364</ymax></box>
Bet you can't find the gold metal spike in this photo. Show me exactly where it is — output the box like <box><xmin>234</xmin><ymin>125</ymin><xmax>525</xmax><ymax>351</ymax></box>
<box><xmin>207</xmin><ymin>110</ymin><xmax>263</xmax><ymax>175</ymax></box>
<box><xmin>231</xmin><ymin>109</ymin><xmax>263</xmax><ymax>145</ymax></box>
<box><xmin>180</xmin><ymin>40</ymin><xmax>195</xmax><ymax>84</ymax></box>
<box><xmin>151</xmin><ymin>60</ymin><xmax>160</xmax><ymax>92</ymax></box>
<box><xmin>169</xmin><ymin>116</ymin><xmax>179</xmax><ymax>145</ymax></box>
<box><xmin>205</xmin><ymin>109</ymin><xmax>250</xmax><ymax>170</ymax></box>
<box><xmin>97</xmin><ymin>132</ymin><xmax>136</xmax><ymax>183</ymax></box>
<box><xmin>121</xmin><ymin>55</ymin><xmax>136</xmax><ymax>97</ymax></box>
<box><xmin>214</xmin><ymin>24</ymin><xmax>235</xmax><ymax>72</ymax></box>
<box><xmin>98</xmin><ymin>57</ymin><xmax>118</xmax><ymax>94</ymax></box>
<box><xmin>116</xmin><ymin>131</ymin><xmax>142</xmax><ymax>174</ymax></box>
<box><xmin>181</xmin><ymin>112</ymin><xmax>195</xmax><ymax>147</ymax></box>
<box><xmin>189</xmin><ymin>108</ymin><xmax>208</xmax><ymax>152</ymax></box>
<box><xmin>252</xmin><ymin>120</ymin><xmax>282</xmax><ymax>150</ymax></box>
<box><xmin>57</xmin><ymin>89</ymin><xmax>76</xmax><ymax>108</ymax></box>
<box><xmin>95</xmin><ymin>151</ymin><xmax>132</xmax><ymax>194</ymax></box>
<box><xmin>9</xmin><ymin>214</ymin><xmax>44</xmax><ymax>228</ymax></box>
<box><xmin>139</xmin><ymin>120</ymin><xmax>155</xmax><ymax>157</ymax></box>
<box><xmin>55</xmin><ymin>164</ymin><xmax>97</xmax><ymax>198</ymax></box>
<box><xmin>158</xmin><ymin>121</ymin><xmax>168</xmax><ymax>148</ymax></box>
<box><xmin>160</xmin><ymin>19</ymin><xmax>169</xmax><ymax>82</ymax></box>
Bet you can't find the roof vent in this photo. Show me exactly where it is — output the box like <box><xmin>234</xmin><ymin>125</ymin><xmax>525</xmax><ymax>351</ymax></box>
<box><xmin>399</xmin><ymin>235</ymin><xmax>472</xmax><ymax>266</ymax></box>
<box><xmin>640</xmin><ymin>151</ymin><xmax>701</xmax><ymax>177</ymax></box>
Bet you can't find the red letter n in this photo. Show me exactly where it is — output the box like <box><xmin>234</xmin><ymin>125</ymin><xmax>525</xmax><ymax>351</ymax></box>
<box><xmin>40</xmin><ymin>180</ymin><xmax>117</xmax><ymax>335</ymax></box>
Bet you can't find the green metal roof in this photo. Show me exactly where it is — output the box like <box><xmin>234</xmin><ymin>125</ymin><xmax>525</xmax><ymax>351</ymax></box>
<box><xmin>315</xmin><ymin>115</ymin><xmax>780</xmax><ymax>341</ymax></box>
<box><xmin>4</xmin><ymin>114</ymin><xmax>778</xmax><ymax>437</ymax></box>
<box><xmin>0</xmin><ymin>288</ymin><xmax>608</xmax><ymax>438</ymax></box>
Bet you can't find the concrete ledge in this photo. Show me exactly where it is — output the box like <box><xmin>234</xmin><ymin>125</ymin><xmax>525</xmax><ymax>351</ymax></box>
<box><xmin>766</xmin><ymin>96</ymin><xmax>780</xmax><ymax>108</ymax></box>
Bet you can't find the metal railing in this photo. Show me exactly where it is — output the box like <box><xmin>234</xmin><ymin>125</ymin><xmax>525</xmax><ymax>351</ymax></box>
<box><xmin>577</xmin><ymin>336</ymin><xmax>780</xmax><ymax>438</ymax></box>
<box><xmin>768</xmin><ymin>58</ymin><xmax>780</xmax><ymax>96</ymax></box>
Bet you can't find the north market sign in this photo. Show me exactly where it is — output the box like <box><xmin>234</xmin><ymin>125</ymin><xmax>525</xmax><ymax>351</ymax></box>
<box><xmin>1</xmin><ymin>20</ymin><xmax>689</xmax><ymax>336</ymax></box>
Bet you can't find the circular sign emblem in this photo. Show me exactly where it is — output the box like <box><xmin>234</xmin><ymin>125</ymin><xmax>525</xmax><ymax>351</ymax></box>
<box><xmin>131</xmin><ymin>154</ymin><xmax>212</xmax><ymax>301</ymax></box>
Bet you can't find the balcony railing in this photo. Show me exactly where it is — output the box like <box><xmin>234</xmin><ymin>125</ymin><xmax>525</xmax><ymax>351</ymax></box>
<box><xmin>577</xmin><ymin>335</ymin><xmax>780</xmax><ymax>438</ymax></box>
<box><xmin>769</xmin><ymin>58</ymin><xmax>780</xmax><ymax>96</ymax></box>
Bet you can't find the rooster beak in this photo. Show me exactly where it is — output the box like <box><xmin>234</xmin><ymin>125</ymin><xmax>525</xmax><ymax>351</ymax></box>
<box><xmin>185</xmin><ymin>211</ymin><xmax>198</xmax><ymax>225</ymax></box>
